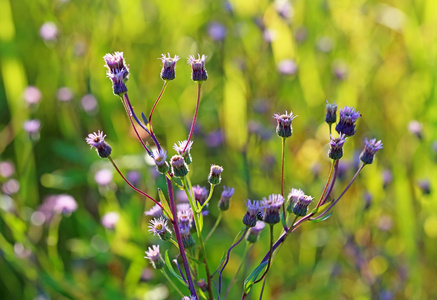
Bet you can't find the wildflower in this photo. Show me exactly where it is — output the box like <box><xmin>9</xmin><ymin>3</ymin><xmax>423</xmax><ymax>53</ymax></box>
<box><xmin>359</xmin><ymin>138</ymin><xmax>383</xmax><ymax>165</ymax></box>
<box><xmin>145</xmin><ymin>204</ymin><xmax>164</xmax><ymax>218</ymax></box>
<box><xmin>23</xmin><ymin>86</ymin><xmax>42</xmax><ymax>105</ymax></box>
<box><xmin>145</xmin><ymin>245</ymin><xmax>165</xmax><ymax>269</ymax></box>
<box><xmin>245</xmin><ymin>221</ymin><xmax>265</xmax><ymax>243</ymax></box>
<box><xmin>180</xmin><ymin>225</ymin><xmax>195</xmax><ymax>248</ymax></box>
<box><xmin>197</xmin><ymin>279</ymin><xmax>208</xmax><ymax>292</ymax></box>
<box><xmin>85</xmin><ymin>130</ymin><xmax>112</xmax><ymax>158</ymax></box>
<box><xmin>173</xmin><ymin>140</ymin><xmax>193</xmax><ymax>165</ymax></box>
<box><xmin>153</xmin><ymin>149</ymin><xmax>169</xmax><ymax>174</ymax></box>
<box><xmin>273</xmin><ymin>111</ymin><xmax>297</xmax><ymax>138</ymax></box>
<box><xmin>159</xmin><ymin>53</ymin><xmax>179</xmax><ymax>81</ymax></box>
<box><xmin>218</xmin><ymin>186</ymin><xmax>234</xmax><ymax>211</ymax></box>
<box><xmin>292</xmin><ymin>194</ymin><xmax>313</xmax><ymax>217</ymax></box>
<box><xmin>286</xmin><ymin>188</ymin><xmax>305</xmax><ymax>213</ymax></box>
<box><xmin>39</xmin><ymin>22</ymin><xmax>58</xmax><ymax>41</ymax></box>
<box><xmin>208</xmin><ymin>165</ymin><xmax>223</xmax><ymax>185</ymax></box>
<box><xmin>325</xmin><ymin>101</ymin><xmax>338</xmax><ymax>125</ymax></box>
<box><xmin>192</xmin><ymin>185</ymin><xmax>208</xmax><ymax>206</ymax></box>
<box><xmin>149</xmin><ymin>217</ymin><xmax>172</xmax><ymax>241</ymax></box>
<box><xmin>188</xmin><ymin>54</ymin><xmax>208</xmax><ymax>82</ymax></box>
<box><xmin>177</xmin><ymin>210</ymin><xmax>193</xmax><ymax>230</ymax></box>
<box><xmin>243</xmin><ymin>200</ymin><xmax>262</xmax><ymax>227</ymax></box>
<box><xmin>176</xmin><ymin>203</ymin><xmax>192</xmax><ymax>213</ymax></box>
<box><xmin>101</xmin><ymin>212</ymin><xmax>120</xmax><ymax>229</ymax></box>
<box><xmin>1</xmin><ymin>179</ymin><xmax>19</xmax><ymax>195</ymax></box>
<box><xmin>262</xmin><ymin>194</ymin><xmax>284</xmax><ymax>224</ymax></box>
<box><xmin>104</xmin><ymin>52</ymin><xmax>129</xmax><ymax>95</ymax></box>
<box><xmin>171</xmin><ymin>155</ymin><xmax>189</xmax><ymax>177</ymax></box>
<box><xmin>328</xmin><ymin>133</ymin><xmax>346</xmax><ymax>160</ymax></box>
<box><xmin>335</xmin><ymin>106</ymin><xmax>361</xmax><ymax>136</ymax></box>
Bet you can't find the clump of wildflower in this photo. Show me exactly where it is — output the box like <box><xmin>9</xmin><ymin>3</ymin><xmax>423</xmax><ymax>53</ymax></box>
<box><xmin>144</xmin><ymin>203</ymin><xmax>164</xmax><ymax>218</ymax></box>
<box><xmin>273</xmin><ymin>111</ymin><xmax>297</xmax><ymax>138</ymax></box>
<box><xmin>325</xmin><ymin>101</ymin><xmax>338</xmax><ymax>125</ymax></box>
<box><xmin>218</xmin><ymin>186</ymin><xmax>234</xmax><ymax>211</ymax></box>
<box><xmin>262</xmin><ymin>194</ymin><xmax>284</xmax><ymax>224</ymax></box>
<box><xmin>171</xmin><ymin>155</ymin><xmax>189</xmax><ymax>177</ymax></box>
<box><xmin>159</xmin><ymin>53</ymin><xmax>179</xmax><ymax>81</ymax></box>
<box><xmin>173</xmin><ymin>140</ymin><xmax>193</xmax><ymax>165</ymax></box>
<box><xmin>153</xmin><ymin>149</ymin><xmax>169</xmax><ymax>174</ymax></box>
<box><xmin>208</xmin><ymin>165</ymin><xmax>223</xmax><ymax>185</ymax></box>
<box><xmin>335</xmin><ymin>106</ymin><xmax>361</xmax><ymax>136</ymax></box>
<box><xmin>245</xmin><ymin>221</ymin><xmax>266</xmax><ymax>243</ymax></box>
<box><xmin>145</xmin><ymin>245</ymin><xmax>164</xmax><ymax>269</ymax></box>
<box><xmin>243</xmin><ymin>200</ymin><xmax>262</xmax><ymax>227</ymax></box>
<box><xmin>286</xmin><ymin>188</ymin><xmax>304</xmax><ymax>213</ymax></box>
<box><xmin>329</xmin><ymin>133</ymin><xmax>347</xmax><ymax>160</ymax></box>
<box><xmin>149</xmin><ymin>217</ymin><xmax>172</xmax><ymax>241</ymax></box>
<box><xmin>85</xmin><ymin>131</ymin><xmax>112</xmax><ymax>158</ymax></box>
<box><xmin>292</xmin><ymin>195</ymin><xmax>313</xmax><ymax>217</ymax></box>
<box><xmin>180</xmin><ymin>225</ymin><xmax>195</xmax><ymax>248</ymax></box>
<box><xmin>103</xmin><ymin>52</ymin><xmax>129</xmax><ymax>95</ymax></box>
<box><xmin>359</xmin><ymin>138</ymin><xmax>383</xmax><ymax>165</ymax></box>
<box><xmin>188</xmin><ymin>54</ymin><xmax>208</xmax><ymax>82</ymax></box>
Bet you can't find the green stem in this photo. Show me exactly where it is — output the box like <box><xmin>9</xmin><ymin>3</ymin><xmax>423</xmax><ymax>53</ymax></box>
<box><xmin>254</xmin><ymin>224</ymin><xmax>274</xmax><ymax>284</ymax></box>
<box><xmin>161</xmin><ymin>269</ymin><xmax>184</xmax><ymax>297</ymax></box>
<box><xmin>197</xmin><ymin>184</ymin><xmax>215</xmax><ymax>213</ymax></box>
<box><xmin>47</xmin><ymin>212</ymin><xmax>64</xmax><ymax>274</ymax></box>
<box><xmin>224</xmin><ymin>243</ymin><xmax>251</xmax><ymax>299</ymax></box>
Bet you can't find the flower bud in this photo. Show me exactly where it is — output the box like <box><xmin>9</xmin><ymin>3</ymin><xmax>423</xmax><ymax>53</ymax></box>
<box><xmin>245</xmin><ymin>221</ymin><xmax>265</xmax><ymax>243</ymax></box>
<box><xmin>292</xmin><ymin>195</ymin><xmax>313</xmax><ymax>217</ymax></box>
<box><xmin>145</xmin><ymin>245</ymin><xmax>164</xmax><ymax>269</ymax></box>
<box><xmin>335</xmin><ymin>106</ymin><xmax>361</xmax><ymax>136</ymax></box>
<box><xmin>218</xmin><ymin>186</ymin><xmax>234</xmax><ymax>211</ymax></box>
<box><xmin>243</xmin><ymin>200</ymin><xmax>262</xmax><ymax>227</ymax></box>
<box><xmin>208</xmin><ymin>165</ymin><xmax>223</xmax><ymax>185</ymax></box>
<box><xmin>85</xmin><ymin>131</ymin><xmax>112</xmax><ymax>158</ymax></box>
<box><xmin>174</xmin><ymin>140</ymin><xmax>193</xmax><ymax>165</ymax></box>
<box><xmin>359</xmin><ymin>138</ymin><xmax>383</xmax><ymax>165</ymax></box>
<box><xmin>286</xmin><ymin>188</ymin><xmax>304</xmax><ymax>213</ymax></box>
<box><xmin>153</xmin><ymin>149</ymin><xmax>169</xmax><ymax>174</ymax></box>
<box><xmin>171</xmin><ymin>155</ymin><xmax>189</xmax><ymax>177</ymax></box>
<box><xmin>262</xmin><ymin>194</ymin><xmax>284</xmax><ymax>225</ymax></box>
<box><xmin>328</xmin><ymin>134</ymin><xmax>346</xmax><ymax>160</ymax></box>
<box><xmin>273</xmin><ymin>111</ymin><xmax>297</xmax><ymax>138</ymax></box>
<box><xmin>325</xmin><ymin>101</ymin><xmax>338</xmax><ymax>124</ymax></box>
<box><xmin>188</xmin><ymin>54</ymin><xmax>208</xmax><ymax>82</ymax></box>
<box><xmin>160</xmin><ymin>53</ymin><xmax>179</xmax><ymax>81</ymax></box>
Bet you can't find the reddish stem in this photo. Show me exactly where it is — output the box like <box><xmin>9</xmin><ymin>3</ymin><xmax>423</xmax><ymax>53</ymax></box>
<box><xmin>183</xmin><ymin>83</ymin><xmax>201</xmax><ymax>153</ymax></box>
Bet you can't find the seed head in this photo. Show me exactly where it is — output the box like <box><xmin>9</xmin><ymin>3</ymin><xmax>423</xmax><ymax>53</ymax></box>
<box><xmin>85</xmin><ymin>131</ymin><xmax>112</xmax><ymax>158</ymax></box>
<box><xmin>188</xmin><ymin>54</ymin><xmax>208</xmax><ymax>82</ymax></box>
<box><xmin>359</xmin><ymin>138</ymin><xmax>383</xmax><ymax>165</ymax></box>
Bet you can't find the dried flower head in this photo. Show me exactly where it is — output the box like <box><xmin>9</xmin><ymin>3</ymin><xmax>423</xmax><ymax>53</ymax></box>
<box><xmin>208</xmin><ymin>164</ymin><xmax>223</xmax><ymax>185</ymax></box>
<box><xmin>325</xmin><ymin>101</ymin><xmax>338</xmax><ymax>125</ymax></box>
<box><xmin>145</xmin><ymin>245</ymin><xmax>164</xmax><ymax>269</ymax></box>
<box><xmin>359</xmin><ymin>138</ymin><xmax>383</xmax><ymax>165</ymax></box>
<box><xmin>148</xmin><ymin>217</ymin><xmax>172</xmax><ymax>241</ymax></box>
<box><xmin>335</xmin><ymin>106</ymin><xmax>361</xmax><ymax>136</ymax></box>
<box><xmin>173</xmin><ymin>140</ymin><xmax>193</xmax><ymax>165</ymax></box>
<box><xmin>329</xmin><ymin>133</ymin><xmax>347</xmax><ymax>160</ymax></box>
<box><xmin>273</xmin><ymin>111</ymin><xmax>297</xmax><ymax>138</ymax></box>
<box><xmin>262</xmin><ymin>194</ymin><xmax>284</xmax><ymax>224</ymax></box>
<box><xmin>85</xmin><ymin>131</ymin><xmax>112</xmax><ymax>158</ymax></box>
<box><xmin>218</xmin><ymin>186</ymin><xmax>234</xmax><ymax>211</ymax></box>
<box><xmin>188</xmin><ymin>54</ymin><xmax>208</xmax><ymax>82</ymax></box>
<box><xmin>160</xmin><ymin>53</ymin><xmax>179</xmax><ymax>81</ymax></box>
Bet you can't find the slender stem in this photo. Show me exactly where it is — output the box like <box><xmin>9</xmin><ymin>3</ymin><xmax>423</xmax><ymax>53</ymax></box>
<box><xmin>254</xmin><ymin>224</ymin><xmax>274</xmax><ymax>283</ymax></box>
<box><xmin>183</xmin><ymin>83</ymin><xmax>202</xmax><ymax>153</ymax></box>
<box><xmin>314</xmin><ymin>163</ymin><xmax>365</xmax><ymax>220</ymax></box>
<box><xmin>108</xmin><ymin>156</ymin><xmax>165</xmax><ymax>210</ymax></box>
<box><xmin>205</xmin><ymin>212</ymin><xmax>222</xmax><ymax>243</ymax></box>
<box><xmin>161</xmin><ymin>269</ymin><xmax>184</xmax><ymax>297</ymax></box>
<box><xmin>47</xmin><ymin>212</ymin><xmax>64</xmax><ymax>273</ymax></box>
<box><xmin>149</xmin><ymin>81</ymin><xmax>168</xmax><ymax>124</ymax></box>
<box><xmin>166</xmin><ymin>177</ymin><xmax>197</xmax><ymax>298</ymax></box>
<box><xmin>259</xmin><ymin>277</ymin><xmax>267</xmax><ymax>300</ymax></box>
<box><xmin>224</xmin><ymin>243</ymin><xmax>251</xmax><ymax>299</ymax></box>
<box><xmin>169</xmin><ymin>238</ymin><xmax>180</xmax><ymax>250</ymax></box>
<box><xmin>316</xmin><ymin>160</ymin><xmax>335</xmax><ymax>208</ymax></box>
<box><xmin>197</xmin><ymin>184</ymin><xmax>215</xmax><ymax>213</ymax></box>
<box><xmin>319</xmin><ymin>160</ymin><xmax>339</xmax><ymax>207</ymax></box>
<box><xmin>280</xmin><ymin>137</ymin><xmax>287</xmax><ymax>229</ymax></box>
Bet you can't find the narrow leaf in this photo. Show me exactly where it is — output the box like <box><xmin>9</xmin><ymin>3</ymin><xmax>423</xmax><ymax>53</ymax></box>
<box><xmin>311</xmin><ymin>211</ymin><xmax>334</xmax><ymax>223</ymax></box>
<box><xmin>164</xmin><ymin>250</ymin><xmax>187</xmax><ymax>286</ymax></box>
<box><xmin>244</xmin><ymin>261</ymin><xmax>268</xmax><ymax>293</ymax></box>
<box><xmin>158</xmin><ymin>188</ymin><xmax>172</xmax><ymax>220</ymax></box>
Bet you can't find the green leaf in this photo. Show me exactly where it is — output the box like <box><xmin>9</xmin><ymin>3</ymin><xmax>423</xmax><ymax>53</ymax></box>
<box><xmin>244</xmin><ymin>261</ymin><xmax>268</xmax><ymax>293</ymax></box>
<box><xmin>164</xmin><ymin>250</ymin><xmax>187</xmax><ymax>286</ymax></box>
<box><xmin>158</xmin><ymin>188</ymin><xmax>172</xmax><ymax>220</ymax></box>
<box><xmin>281</xmin><ymin>213</ymin><xmax>287</xmax><ymax>229</ymax></box>
<box><xmin>311</xmin><ymin>211</ymin><xmax>334</xmax><ymax>223</ymax></box>
<box><xmin>198</xmin><ymin>209</ymin><xmax>204</xmax><ymax>232</ymax></box>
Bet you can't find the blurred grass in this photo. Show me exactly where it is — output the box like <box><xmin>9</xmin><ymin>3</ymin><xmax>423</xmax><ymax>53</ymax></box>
<box><xmin>0</xmin><ymin>0</ymin><xmax>437</xmax><ymax>299</ymax></box>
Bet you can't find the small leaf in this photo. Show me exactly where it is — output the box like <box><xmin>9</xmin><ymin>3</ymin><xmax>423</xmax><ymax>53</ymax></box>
<box><xmin>311</xmin><ymin>211</ymin><xmax>334</xmax><ymax>223</ymax></box>
<box><xmin>164</xmin><ymin>250</ymin><xmax>187</xmax><ymax>286</ymax></box>
<box><xmin>158</xmin><ymin>188</ymin><xmax>172</xmax><ymax>220</ymax></box>
<box><xmin>280</xmin><ymin>213</ymin><xmax>287</xmax><ymax>229</ymax></box>
<box><xmin>198</xmin><ymin>210</ymin><xmax>204</xmax><ymax>232</ymax></box>
<box><xmin>141</xmin><ymin>112</ymin><xmax>149</xmax><ymax>125</ymax></box>
<box><xmin>244</xmin><ymin>261</ymin><xmax>268</xmax><ymax>293</ymax></box>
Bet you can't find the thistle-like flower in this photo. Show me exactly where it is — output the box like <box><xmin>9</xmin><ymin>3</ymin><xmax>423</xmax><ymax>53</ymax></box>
<box><xmin>188</xmin><ymin>54</ymin><xmax>208</xmax><ymax>82</ymax></box>
<box><xmin>359</xmin><ymin>138</ymin><xmax>383</xmax><ymax>165</ymax></box>
<box><xmin>262</xmin><ymin>194</ymin><xmax>284</xmax><ymax>224</ymax></box>
<box><xmin>103</xmin><ymin>52</ymin><xmax>129</xmax><ymax>95</ymax></box>
<box><xmin>173</xmin><ymin>140</ymin><xmax>193</xmax><ymax>165</ymax></box>
<box><xmin>328</xmin><ymin>133</ymin><xmax>347</xmax><ymax>160</ymax></box>
<box><xmin>245</xmin><ymin>221</ymin><xmax>265</xmax><ymax>243</ymax></box>
<box><xmin>335</xmin><ymin>106</ymin><xmax>361</xmax><ymax>136</ymax></box>
<box><xmin>180</xmin><ymin>225</ymin><xmax>195</xmax><ymax>248</ymax></box>
<box><xmin>208</xmin><ymin>164</ymin><xmax>223</xmax><ymax>185</ymax></box>
<box><xmin>292</xmin><ymin>195</ymin><xmax>313</xmax><ymax>217</ymax></box>
<box><xmin>177</xmin><ymin>210</ymin><xmax>193</xmax><ymax>230</ymax></box>
<box><xmin>159</xmin><ymin>53</ymin><xmax>179</xmax><ymax>81</ymax></box>
<box><xmin>148</xmin><ymin>217</ymin><xmax>172</xmax><ymax>241</ymax></box>
<box><xmin>85</xmin><ymin>131</ymin><xmax>112</xmax><ymax>158</ymax></box>
<box><xmin>273</xmin><ymin>111</ymin><xmax>297</xmax><ymax>138</ymax></box>
<box><xmin>243</xmin><ymin>200</ymin><xmax>262</xmax><ymax>227</ymax></box>
<box><xmin>171</xmin><ymin>155</ymin><xmax>189</xmax><ymax>177</ymax></box>
<box><xmin>144</xmin><ymin>203</ymin><xmax>164</xmax><ymax>218</ymax></box>
<box><xmin>286</xmin><ymin>188</ymin><xmax>305</xmax><ymax>213</ymax></box>
<box><xmin>153</xmin><ymin>149</ymin><xmax>169</xmax><ymax>174</ymax></box>
<box><xmin>218</xmin><ymin>186</ymin><xmax>234</xmax><ymax>211</ymax></box>
<box><xmin>144</xmin><ymin>245</ymin><xmax>164</xmax><ymax>269</ymax></box>
<box><xmin>325</xmin><ymin>101</ymin><xmax>338</xmax><ymax>125</ymax></box>
<box><xmin>192</xmin><ymin>185</ymin><xmax>208</xmax><ymax>206</ymax></box>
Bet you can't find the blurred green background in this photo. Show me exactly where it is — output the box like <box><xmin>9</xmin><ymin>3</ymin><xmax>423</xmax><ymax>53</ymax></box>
<box><xmin>1</xmin><ymin>0</ymin><xmax>436</xmax><ymax>299</ymax></box>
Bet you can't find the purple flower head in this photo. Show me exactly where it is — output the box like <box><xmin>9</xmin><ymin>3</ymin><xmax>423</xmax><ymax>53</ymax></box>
<box><xmin>243</xmin><ymin>200</ymin><xmax>262</xmax><ymax>227</ymax></box>
<box><xmin>382</xmin><ymin>169</ymin><xmax>393</xmax><ymax>189</ymax></box>
<box><xmin>292</xmin><ymin>194</ymin><xmax>313</xmax><ymax>216</ymax></box>
<box><xmin>23</xmin><ymin>86</ymin><xmax>42</xmax><ymax>105</ymax></box>
<box><xmin>153</xmin><ymin>149</ymin><xmax>169</xmax><ymax>174</ymax></box>
<box><xmin>359</xmin><ymin>138</ymin><xmax>383</xmax><ymax>165</ymax></box>
<box><xmin>145</xmin><ymin>245</ymin><xmax>164</xmax><ymax>269</ymax></box>
<box><xmin>192</xmin><ymin>185</ymin><xmax>208</xmax><ymax>206</ymax></box>
<box><xmin>39</xmin><ymin>22</ymin><xmax>58</xmax><ymax>41</ymax></box>
<box><xmin>188</xmin><ymin>54</ymin><xmax>208</xmax><ymax>82</ymax></box>
<box><xmin>262</xmin><ymin>194</ymin><xmax>284</xmax><ymax>224</ymax></box>
<box><xmin>127</xmin><ymin>170</ymin><xmax>141</xmax><ymax>186</ymax></box>
<box><xmin>245</xmin><ymin>220</ymin><xmax>266</xmax><ymax>243</ymax></box>
<box><xmin>325</xmin><ymin>100</ymin><xmax>338</xmax><ymax>124</ymax></box>
<box><xmin>101</xmin><ymin>212</ymin><xmax>120</xmax><ymax>229</ymax></box>
<box><xmin>277</xmin><ymin>59</ymin><xmax>297</xmax><ymax>75</ymax></box>
<box><xmin>144</xmin><ymin>203</ymin><xmax>164</xmax><ymax>218</ymax></box>
<box><xmin>176</xmin><ymin>190</ymin><xmax>189</xmax><ymax>203</ymax></box>
<box><xmin>274</xmin><ymin>111</ymin><xmax>297</xmax><ymax>138</ymax></box>
<box><xmin>408</xmin><ymin>120</ymin><xmax>423</xmax><ymax>139</ymax></box>
<box><xmin>23</xmin><ymin>119</ymin><xmax>41</xmax><ymax>135</ymax></box>
<box><xmin>85</xmin><ymin>130</ymin><xmax>112</xmax><ymax>158</ymax></box>
<box><xmin>218</xmin><ymin>186</ymin><xmax>234</xmax><ymax>211</ymax></box>
<box><xmin>104</xmin><ymin>52</ymin><xmax>129</xmax><ymax>95</ymax></box>
<box><xmin>329</xmin><ymin>133</ymin><xmax>347</xmax><ymax>160</ymax></box>
<box><xmin>286</xmin><ymin>188</ymin><xmax>304</xmax><ymax>213</ymax></box>
<box><xmin>171</xmin><ymin>155</ymin><xmax>189</xmax><ymax>177</ymax></box>
<box><xmin>208</xmin><ymin>22</ymin><xmax>227</xmax><ymax>41</ymax></box>
<box><xmin>335</xmin><ymin>106</ymin><xmax>361</xmax><ymax>136</ymax></box>
<box><xmin>208</xmin><ymin>164</ymin><xmax>223</xmax><ymax>185</ymax></box>
<box><xmin>177</xmin><ymin>203</ymin><xmax>192</xmax><ymax>212</ymax></box>
<box><xmin>57</xmin><ymin>87</ymin><xmax>73</xmax><ymax>102</ymax></box>
<box><xmin>149</xmin><ymin>217</ymin><xmax>172</xmax><ymax>241</ymax></box>
<box><xmin>53</xmin><ymin>194</ymin><xmax>78</xmax><ymax>214</ymax></box>
<box><xmin>177</xmin><ymin>209</ymin><xmax>193</xmax><ymax>230</ymax></box>
<box><xmin>94</xmin><ymin>169</ymin><xmax>113</xmax><ymax>186</ymax></box>
<box><xmin>0</xmin><ymin>161</ymin><xmax>15</xmax><ymax>178</ymax></box>
<box><xmin>159</xmin><ymin>53</ymin><xmax>179</xmax><ymax>81</ymax></box>
<box><xmin>181</xmin><ymin>296</ymin><xmax>197</xmax><ymax>300</ymax></box>
<box><xmin>173</xmin><ymin>140</ymin><xmax>193</xmax><ymax>164</ymax></box>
